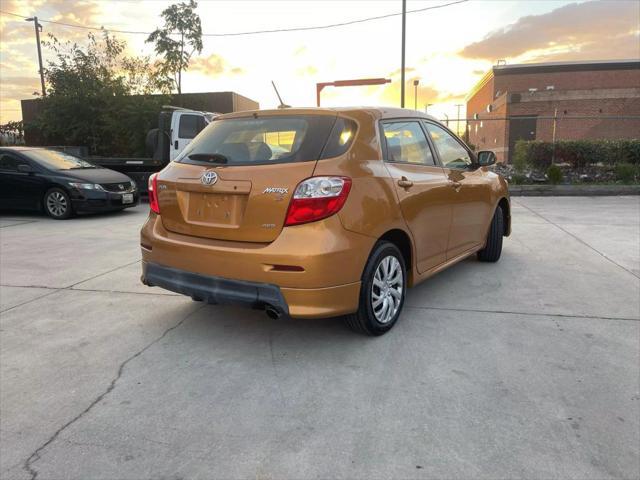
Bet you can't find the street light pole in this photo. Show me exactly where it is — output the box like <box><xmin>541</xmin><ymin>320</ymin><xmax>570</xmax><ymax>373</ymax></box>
<box><xmin>413</xmin><ymin>79</ymin><xmax>419</xmax><ymax>110</ymax></box>
<box><xmin>400</xmin><ymin>0</ymin><xmax>406</xmax><ymax>108</ymax></box>
<box><xmin>26</xmin><ymin>16</ymin><xmax>46</xmax><ymax>97</ymax></box>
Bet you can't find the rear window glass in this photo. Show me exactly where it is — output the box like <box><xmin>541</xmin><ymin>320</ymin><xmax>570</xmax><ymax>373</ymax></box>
<box><xmin>177</xmin><ymin>115</ymin><xmax>339</xmax><ymax>166</ymax></box>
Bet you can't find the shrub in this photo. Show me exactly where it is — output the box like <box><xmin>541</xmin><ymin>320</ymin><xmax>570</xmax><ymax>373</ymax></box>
<box><xmin>512</xmin><ymin>141</ymin><xmax>528</xmax><ymax>172</ymax></box>
<box><xmin>514</xmin><ymin>139</ymin><xmax>640</xmax><ymax>169</ymax></box>
<box><xmin>510</xmin><ymin>173</ymin><xmax>528</xmax><ymax>185</ymax></box>
<box><xmin>615</xmin><ymin>163</ymin><xmax>639</xmax><ymax>184</ymax></box>
<box><xmin>546</xmin><ymin>164</ymin><xmax>563</xmax><ymax>184</ymax></box>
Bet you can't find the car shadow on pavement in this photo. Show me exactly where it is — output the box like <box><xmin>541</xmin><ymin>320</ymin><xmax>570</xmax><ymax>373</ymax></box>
<box><xmin>0</xmin><ymin>207</ymin><xmax>139</xmax><ymax>222</ymax></box>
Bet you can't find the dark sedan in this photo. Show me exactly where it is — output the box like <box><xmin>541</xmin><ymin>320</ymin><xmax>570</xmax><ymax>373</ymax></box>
<box><xmin>0</xmin><ymin>147</ymin><xmax>139</xmax><ymax>219</ymax></box>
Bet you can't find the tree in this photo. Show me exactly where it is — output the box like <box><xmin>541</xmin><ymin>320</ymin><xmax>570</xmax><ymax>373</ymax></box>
<box><xmin>33</xmin><ymin>30</ymin><xmax>171</xmax><ymax>156</ymax></box>
<box><xmin>146</xmin><ymin>0</ymin><xmax>203</xmax><ymax>95</ymax></box>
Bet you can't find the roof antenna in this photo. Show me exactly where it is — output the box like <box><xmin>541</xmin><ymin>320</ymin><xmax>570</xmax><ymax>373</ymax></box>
<box><xmin>271</xmin><ymin>81</ymin><xmax>291</xmax><ymax>109</ymax></box>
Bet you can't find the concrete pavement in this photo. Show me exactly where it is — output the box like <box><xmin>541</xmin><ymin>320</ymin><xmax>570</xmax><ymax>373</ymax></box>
<box><xmin>1</xmin><ymin>197</ymin><xmax>638</xmax><ymax>479</ymax></box>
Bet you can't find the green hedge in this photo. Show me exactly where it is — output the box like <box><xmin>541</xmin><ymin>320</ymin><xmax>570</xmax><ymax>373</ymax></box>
<box><xmin>513</xmin><ymin>139</ymin><xmax>640</xmax><ymax>170</ymax></box>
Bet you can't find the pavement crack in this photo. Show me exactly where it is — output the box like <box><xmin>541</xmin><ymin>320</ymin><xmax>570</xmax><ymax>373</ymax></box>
<box><xmin>513</xmin><ymin>199</ymin><xmax>639</xmax><ymax>279</ymax></box>
<box><xmin>22</xmin><ymin>305</ymin><xmax>204</xmax><ymax>480</ymax></box>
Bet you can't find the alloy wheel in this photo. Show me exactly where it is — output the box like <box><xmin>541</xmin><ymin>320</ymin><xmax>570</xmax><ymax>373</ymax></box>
<box><xmin>47</xmin><ymin>191</ymin><xmax>68</xmax><ymax>217</ymax></box>
<box><xmin>371</xmin><ymin>255</ymin><xmax>404</xmax><ymax>324</ymax></box>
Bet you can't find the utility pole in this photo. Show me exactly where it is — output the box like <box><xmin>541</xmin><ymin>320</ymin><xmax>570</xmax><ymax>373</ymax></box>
<box><xmin>400</xmin><ymin>0</ymin><xmax>406</xmax><ymax>108</ymax></box>
<box><xmin>425</xmin><ymin>103</ymin><xmax>434</xmax><ymax>114</ymax></box>
<box><xmin>413</xmin><ymin>79</ymin><xmax>419</xmax><ymax>110</ymax></box>
<box><xmin>25</xmin><ymin>16</ymin><xmax>46</xmax><ymax>97</ymax></box>
<box><xmin>455</xmin><ymin>104</ymin><xmax>463</xmax><ymax>136</ymax></box>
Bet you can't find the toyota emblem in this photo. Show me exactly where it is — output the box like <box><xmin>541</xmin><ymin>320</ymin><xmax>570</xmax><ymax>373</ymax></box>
<box><xmin>201</xmin><ymin>171</ymin><xmax>218</xmax><ymax>185</ymax></box>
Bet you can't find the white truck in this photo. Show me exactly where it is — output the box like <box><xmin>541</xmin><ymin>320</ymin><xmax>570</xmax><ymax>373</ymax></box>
<box><xmin>88</xmin><ymin>106</ymin><xmax>218</xmax><ymax>192</ymax></box>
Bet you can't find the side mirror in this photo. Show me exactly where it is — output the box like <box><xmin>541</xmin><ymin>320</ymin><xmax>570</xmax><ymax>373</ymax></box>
<box><xmin>17</xmin><ymin>164</ymin><xmax>34</xmax><ymax>173</ymax></box>
<box><xmin>477</xmin><ymin>150</ymin><xmax>497</xmax><ymax>167</ymax></box>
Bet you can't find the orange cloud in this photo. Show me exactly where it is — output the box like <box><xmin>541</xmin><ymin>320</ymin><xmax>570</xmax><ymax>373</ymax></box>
<box><xmin>460</xmin><ymin>0</ymin><xmax>640</xmax><ymax>62</ymax></box>
<box><xmin>189</xmin><ymin>53</ymin><xmax>245</xmax><ymax>77</ymax></box>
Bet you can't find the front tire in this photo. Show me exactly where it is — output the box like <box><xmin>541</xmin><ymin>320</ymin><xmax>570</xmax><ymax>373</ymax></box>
<box><xmin>44</xmin><ymin>188</ymin><xmax>73</xmax><ymax>219</ymax></box>
<box><xmin>344</xmin><ymin>241</ymin><xmax>406</xmax><ymax>336</ymax></box>
<box><xmin>477</xmin><ymin>206</ymin><xmax>503</xmax><ymax>262</ymax></box>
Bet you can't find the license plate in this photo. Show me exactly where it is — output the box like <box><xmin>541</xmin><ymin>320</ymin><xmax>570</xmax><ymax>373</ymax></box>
<box><xmin>122</xmin><ymin>193</ymin><xmax>134</xmax><ymax>204</ymax></box>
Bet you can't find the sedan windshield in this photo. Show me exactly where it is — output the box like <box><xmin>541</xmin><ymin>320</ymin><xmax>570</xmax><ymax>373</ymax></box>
<box><xmin>26</xmin><ymin>150</ymin><xmax>97</xmax><ymax>170</ymax></box>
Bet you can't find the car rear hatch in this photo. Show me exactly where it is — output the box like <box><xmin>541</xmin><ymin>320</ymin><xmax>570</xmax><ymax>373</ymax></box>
<box><xmin>157</xmin><ymin>112</ymin><xmax>348</xmax><ymax>243</ymax></box>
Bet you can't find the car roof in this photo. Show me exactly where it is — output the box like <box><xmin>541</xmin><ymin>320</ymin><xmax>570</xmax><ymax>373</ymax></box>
<box><xmin>218</xmin><ymin>106</ymin><xmax>440</xmax><ymax>122</ymax></box>
<box><xmin>0</xmin><ymin>146</ymin><xmax>42</xmax><ymax>152</ymax></box>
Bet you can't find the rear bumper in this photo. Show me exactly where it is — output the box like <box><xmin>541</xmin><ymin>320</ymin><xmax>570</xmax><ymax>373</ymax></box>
<box><xmin>142</xmin><ymin>261</ymin><xmax>289</xmax><ymax>316</ymax></box>
<box><xmin>141</xmin><ymin>260</ymin><xmax>361</xmax><ymax>319</ymax></box>
<box><xmin>140</xmin><ymin>213</ymin><xmax>371</xmax><ymax>318</ymax></box>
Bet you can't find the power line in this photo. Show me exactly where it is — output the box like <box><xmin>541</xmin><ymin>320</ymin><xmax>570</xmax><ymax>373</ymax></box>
<box><xmin>0</xmin><ymin>1</ymin><xmax>468</xmax><ymax>37</ymax></box>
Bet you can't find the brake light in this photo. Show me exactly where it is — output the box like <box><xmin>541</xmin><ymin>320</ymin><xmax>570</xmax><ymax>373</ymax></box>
<box><xmin>148</xmin><ymin>173</ymin><xmax>160</xmax><ymax>214</ymax></box>
<box><xmin>284</xmin><ymin>176</ymin><xmax>352</xmax><ymax>226</ymax></box>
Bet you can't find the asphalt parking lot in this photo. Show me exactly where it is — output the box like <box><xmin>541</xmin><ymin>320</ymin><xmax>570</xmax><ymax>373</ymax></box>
<box><xmin>1</xmin><ymin>196</ymin><xmax>639</xmax><ymax>480</ymax></box>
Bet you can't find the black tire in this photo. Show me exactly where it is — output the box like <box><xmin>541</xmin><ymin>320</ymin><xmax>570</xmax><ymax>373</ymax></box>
<box><xmin>344</xmin><ymin>241</ymin><xmax>407</xmax><ymax>336</ymax></box>
<box><xmin>477</xmin><ymin>206</ymin><xmax>503</xmax><ymax>262</ymax></box>
<box><xmin>44</xmin><ymin>188</ymin><xmax>73</xmax><ymax>219</ymax></box>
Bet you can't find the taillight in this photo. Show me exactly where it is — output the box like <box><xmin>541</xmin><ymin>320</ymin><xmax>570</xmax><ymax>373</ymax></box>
<box><xmin>148</xmin><ymin>173</ymin><xmax>160</xmax><ymax>214</ymax></box>
<box><xmin>284</xmin><ymin>176</ymin><xmax>352</xmax><ymax>227</ymax></box>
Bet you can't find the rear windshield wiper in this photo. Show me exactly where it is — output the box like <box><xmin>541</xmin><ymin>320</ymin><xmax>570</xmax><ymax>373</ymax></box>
<box><xmin>188</xmin><ymin>153</ymin><xmax>228</xmax><ymax>164</ymax></box>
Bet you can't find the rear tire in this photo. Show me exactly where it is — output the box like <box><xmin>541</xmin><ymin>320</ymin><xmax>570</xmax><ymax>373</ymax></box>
<box><xmin>44</xmin><ymin>188</ymin><xmax>73</xmax><ymax>220</ymax></box>
<box><xmin>344</xmin><ymin>241</ymin><xmax>406</xmax><ymax>336</ymax></box>
<box><xmin>477</xmin><ymin>206</ymin><xmax>503</xmax><ymax>262</ymax></box>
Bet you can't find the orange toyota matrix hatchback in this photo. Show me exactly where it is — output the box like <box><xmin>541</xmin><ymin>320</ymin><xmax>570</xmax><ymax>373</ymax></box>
<box><xmin>140</xmin><ymin>107</ymin><xmax>510</xmax><ymax>335</ymax></box>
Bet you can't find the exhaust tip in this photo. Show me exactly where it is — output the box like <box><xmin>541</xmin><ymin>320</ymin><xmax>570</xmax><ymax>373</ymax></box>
<box><xmin>265</xmin><ymin>305</ymin><xmax>281</xmax><ymax>320</ymax></box>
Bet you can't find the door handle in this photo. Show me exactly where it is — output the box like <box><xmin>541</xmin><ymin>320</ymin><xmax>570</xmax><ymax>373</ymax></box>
<box><xmin>174</xmin><ymin>140</ymin><xmax>179</xmax><ymax>150</ymax></box>
<box><xmin>397</xmin><ymin>177</ymin><xmax>413</xmax><ymax>188</ymax></box>
<box><xmin>451</xmin><ymin>181</ymin><xmax>462</xmax><ymax>191</ymax></box>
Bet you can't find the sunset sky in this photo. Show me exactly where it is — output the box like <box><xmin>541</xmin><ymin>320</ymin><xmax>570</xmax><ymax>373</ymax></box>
<box><xmin>1</xmin><ymin>0</ymin><xmax>639</xmax><ymax>124</ymax></box>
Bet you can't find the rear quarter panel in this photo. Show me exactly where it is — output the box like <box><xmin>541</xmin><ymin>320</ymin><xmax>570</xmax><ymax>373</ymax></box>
<box><xmin>312</xmin><ymin>110</ymin><xmax>409</xmax><ymax>239</ymax></box>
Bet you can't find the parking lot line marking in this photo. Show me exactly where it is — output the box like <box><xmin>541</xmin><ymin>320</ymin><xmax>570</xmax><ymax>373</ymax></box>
<box><xmin>67</xmin><ymin>259</ymin><xmax>142</xmax><ymax>288</ymax></box>
<box><xmin>513</xmin><ymin>199</ymin><xmax>640</xmax><ymax>279</ymax></box>
<box><xmin>0</xmin><ymin>289</ymin><xmax>60</xmax><ymax>315</ymax></box>
<box><xmin>405</xmin><ymin>304</ymin><xmax>640</xmax><ymax>322</ymax></box>
<box><xmin>0</xmin><ymin>220</ymin><xmax>40</xmax><ymax>228</ymax></box>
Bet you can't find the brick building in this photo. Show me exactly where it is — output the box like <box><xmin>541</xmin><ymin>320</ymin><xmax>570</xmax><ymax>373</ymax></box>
<box><xmin>465</xmin><ymin>60</ymin><xmax>640</xmax><ymax>162</ymax></box>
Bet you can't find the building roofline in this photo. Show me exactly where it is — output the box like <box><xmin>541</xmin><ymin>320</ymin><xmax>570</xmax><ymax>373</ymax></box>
<box><xmin>492</xmin><ymin>59</ymin><xmax>640</xmax><ymax>75</ymax></box>
<box><xmin>466</xmin><ymin>59</ymin><xmax>640</xmax><ymax>102</ymax></box>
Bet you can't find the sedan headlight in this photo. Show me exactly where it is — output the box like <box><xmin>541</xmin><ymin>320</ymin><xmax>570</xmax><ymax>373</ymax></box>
<box><xmin>68</xmin><ymin>182</ymin><xmax>105</xmax><ymax>191</ymax></box>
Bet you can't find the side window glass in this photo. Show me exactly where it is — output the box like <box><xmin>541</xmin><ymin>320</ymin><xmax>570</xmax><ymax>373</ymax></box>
<box><xmin>0</xmin><ymin>154</ymin><xmax>21</xmax><ymax>171</ymax></box>
<box><xmin>320</xmin><ymin>118</ymin><xmax>357</xmax><ymax>159</ymax></box>
<box><xmin>178</xmin><ymin>114</ymin><xmax>203</xmax><ymax>139</ymax></box>
<box><xmin>381</xmin><ymin>121</ymin><xmax>435</xmax><ymax>166</ymax></box>
<box><xmin>425</xmin><ymin>123</ymin><xmax>472</xmax><ymax>169</ymax></box>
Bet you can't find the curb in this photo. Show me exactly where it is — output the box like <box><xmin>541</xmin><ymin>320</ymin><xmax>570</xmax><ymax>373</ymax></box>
<box><xmin>509</xmin><ymin>185</ymin><xmax>640</xmax><ymax>196</ymax></box>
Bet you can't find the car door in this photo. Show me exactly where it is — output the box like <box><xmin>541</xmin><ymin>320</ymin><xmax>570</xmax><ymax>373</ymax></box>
<box><xmin>380</xmin><ymin>120</ymin><xmax>453</xmax><ymax>273</ymax></box>
<box><xmin>423</xmin><ymin>122</ymin><xmax>494</xmax><ymax>259</ymax></box>
<box><xmin>170</xmin><ymin>113</ymin><xmax>207</xmax><ymax>161</ymax></box>
<box><xmin>0</xmin><ymin>152</ymin><xmax>44</xmax><ymax>210</ymax></box>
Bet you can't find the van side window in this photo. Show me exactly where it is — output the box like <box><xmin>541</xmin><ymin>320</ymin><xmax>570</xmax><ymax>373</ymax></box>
<box><xmin>178</xmin><ymin>114</ymin><xmax>205</xmax><ymax>139</ymax></box>
<box><xmin>424</xmin><ymin>123</ymin><xmax>472</xmax><ymax>169</ymax></box>
<box><xmin>381</xmin><ymin>121</ymin><xmax>435</xmax><ymax>166</ymax></box>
